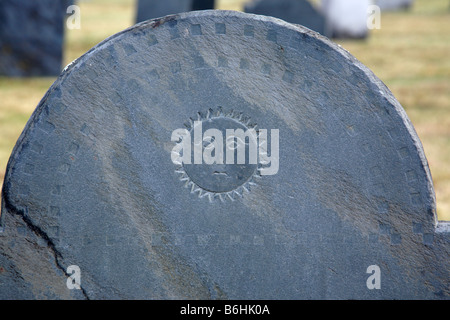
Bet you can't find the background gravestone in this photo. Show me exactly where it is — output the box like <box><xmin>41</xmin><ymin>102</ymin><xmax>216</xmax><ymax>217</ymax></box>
<box><xmin>0</xmin><ymin>10</ymin><xmax>448</xmax><ymax>300</ymax></box>
<box><xmin>321</xmin><ymin>0</ymin><xmax>370</xmax><ymax>39</ymax></box>
<box><xmin>244</xmin><ymin>0</ymin><xmax>327</xmax><ymax>36</ymax></box>
<box><xmin>0</xmin><ymin>0</ymin><xmax>71</xmax><ymax>77</ymax></box>
<box><xmin>192</xmin><ymin>0</ymin><xmax>215</xmax><ymax>11</ymax></box>
<box><xmin>136</xmin><ymin>0</ymin><xmax>215</xmax><ymax>23</ymax></box>
<box><xmin>376</xmin><ymin>0</ymin><xmax>414</xmax><ymax>11</ymax></box>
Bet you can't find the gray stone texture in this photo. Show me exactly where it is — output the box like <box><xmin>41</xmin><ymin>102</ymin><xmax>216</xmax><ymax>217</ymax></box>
<box><xmin>0</xmin><ymin>0</ymin><xmax>71</xmax><ymax>77</ymax></box>
<box><xmin>0</xmin><ymin>10</ymin><xmax>448</xmax><ymax>299</ymax></box>
<box><xmin>136</xmin><ymin>0</ymin><xmax>215</xmax><ymax>23</ymax></box>
<box><xmin>321</xmin><ymin>0</ymin><xmax>370</xmax><ymax>39</ymax></box>
<box><xmin>244</xmin><ymin>0</ymin><xmax>327</xmax><ymax>36</ymax></box>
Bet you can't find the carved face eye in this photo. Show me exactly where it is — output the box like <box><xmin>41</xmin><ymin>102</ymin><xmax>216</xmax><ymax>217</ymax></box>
<box><xmin>203</xmin><ymin>136</ymin><xmax>215</xmax><ymax>150</ymax></box>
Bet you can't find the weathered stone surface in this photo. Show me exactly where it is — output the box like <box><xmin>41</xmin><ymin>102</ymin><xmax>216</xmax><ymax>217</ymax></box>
<box><xmin>376</xmin><ymin>0</ymin><xmax>414</xmax><ymax>11</ymax></box>
<box><xmin>136</xmin><ymin>0</ymin><xmax>215</xmax><ymax>23</ymax></box>
<box><xmin>321</xmin><ymin>0</ymin><xmax>370</xmax><ymax>39</ymax></box>
<box><xmin>0</xmin><ymin>10</ymin><xmax>448</xmax><ymax>300</ymax></box>
<box><xmin>0</xmin><ymin>0</ymin><xmax>71</xmax><ymax>77</ymax></box>
<box><xmin>244</xmin><ymin>0</ymin><xmax>327</xmax><ymax>36</ymax></box>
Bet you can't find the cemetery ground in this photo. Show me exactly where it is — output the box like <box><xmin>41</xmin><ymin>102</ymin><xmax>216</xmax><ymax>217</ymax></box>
<box><xmin>0</xmin><ymin>0</ymin><xmax>449</xmax><ymax>221</ymax></box>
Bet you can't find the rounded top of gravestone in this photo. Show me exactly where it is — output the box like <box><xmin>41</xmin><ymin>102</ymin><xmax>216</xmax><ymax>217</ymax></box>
<box><xmin>1</xmin><ymin>11</ymin><xmax>446</xmax><ymax>300</ymax></box>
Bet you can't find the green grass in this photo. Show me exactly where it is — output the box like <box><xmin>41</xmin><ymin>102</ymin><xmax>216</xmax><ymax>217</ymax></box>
<box><xmin>0</xmin><ymin>0</ymin><xmax>449</xmax><ymax>220</ymax></box>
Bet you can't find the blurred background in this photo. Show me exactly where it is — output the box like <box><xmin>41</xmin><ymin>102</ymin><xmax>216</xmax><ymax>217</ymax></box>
<box><xmin>0</xmin><ymin>0</ymin><xmax>449</xmax><ymax>220</ymax></box>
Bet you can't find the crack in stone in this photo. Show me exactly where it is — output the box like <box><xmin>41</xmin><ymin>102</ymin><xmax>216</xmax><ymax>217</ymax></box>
<box><xmin>1</xmin><ymin>183</ymin><xmax>90</xmax><ymax>300</ymax></box>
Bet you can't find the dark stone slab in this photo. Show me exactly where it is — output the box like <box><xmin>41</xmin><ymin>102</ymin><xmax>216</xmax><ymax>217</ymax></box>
<box><xmin>0</xmin><ymin>10</ymin><xmax>448</xmax><ymax>299</ymax></box>
<box><xmin>376</xmin><ymin>0</ymin><xmax>414</xmax><ymax>11</ymax></box>
<box><xmin>244</xmin><ymin>0</ymin><xmax>327</xmax><ymax>36</ymax></box>
<box><xmin>192</xmin><ymin>0</ymin><xmax>215</xmax><ymax>11</ymax></box>
<box><xmin>136</xmin><ymin>0</ymin><xmax>215</xmax><ymax>23</ymax></box>
<box><xmin>0</xmin><ymin>0</ymin><xmax>71</xmax><ymax>77</ymax></box>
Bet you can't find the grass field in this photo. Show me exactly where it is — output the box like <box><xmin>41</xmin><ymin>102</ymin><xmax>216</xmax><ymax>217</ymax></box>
<box><xmin>0</xmin><ymin>0</ymin><xmax>449</xmax><ymax>220</ymax></box>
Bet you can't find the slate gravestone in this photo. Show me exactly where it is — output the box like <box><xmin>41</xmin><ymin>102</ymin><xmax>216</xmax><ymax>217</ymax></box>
<box><xmin>244</xmin><ymin>0</ymin><xmax>327</xmax><ymax>36</ymax></box>
<box><xmin>136</xmin><ymin>0</ymin><xmax>215</xmax><ymax>23</ymax></box>
<box><xmin>0</xmin><ymin>0</ymin><xmax>71</xmax><ymax>77</ymax></box>
<box><xmin>321</xmin><ymin>0</ymin><xmax>370</xmax><ymax>39</ymax></box>
<box><xmin>0</xmin><ymin>10</ymin><xmax>448</xmax><ymax>300</ymax></box>
<box><xmin>376</xmin><ymin>0</ymin><xmax>414</xmax><ymax>11</ymax></box>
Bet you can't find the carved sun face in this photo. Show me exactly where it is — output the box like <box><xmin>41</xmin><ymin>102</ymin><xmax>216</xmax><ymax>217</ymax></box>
<box><xmin>173</xmin><ymin>107</ymin><xmax>261</xmax><ymax>202</ymax></box>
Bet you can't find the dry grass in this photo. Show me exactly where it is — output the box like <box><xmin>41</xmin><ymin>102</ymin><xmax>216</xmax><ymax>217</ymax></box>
<box><xmin>0</xmin><ymin>0</ymin><xmax>449</xmax><ymax>220</ymax></box>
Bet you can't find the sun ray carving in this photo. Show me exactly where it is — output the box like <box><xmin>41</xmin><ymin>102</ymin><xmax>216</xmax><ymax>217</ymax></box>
<box><xmin>174</xmin><ymin>107</ymin><xmax>261</xmax><ymax>202</ymax></box>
